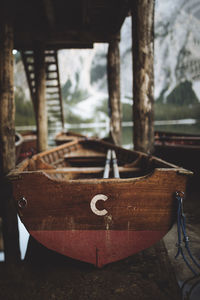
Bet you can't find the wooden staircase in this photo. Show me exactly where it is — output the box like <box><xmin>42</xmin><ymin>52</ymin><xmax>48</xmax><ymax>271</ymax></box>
<box><xmin>21</xmin><ymin>50</ymin><xmax>65</xmax><ymax>129</ymax></box>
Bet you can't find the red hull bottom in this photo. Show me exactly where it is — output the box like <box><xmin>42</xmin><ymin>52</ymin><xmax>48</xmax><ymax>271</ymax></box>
<box><xmin>31</xmin><ymin>230</ymin><xmax>166</xmax><ymax>267</ymax></box>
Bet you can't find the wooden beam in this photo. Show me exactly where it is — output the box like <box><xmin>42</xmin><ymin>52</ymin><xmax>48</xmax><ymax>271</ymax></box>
<box><xmin>42</xmin><ymin>0</ymin><xmax>56</xmax><ymax>29</ymax></box>
<box><xmin>34</xmin><ymin>46</ymin><xmax>48</xmax><ymax>152</ymax></box>
<box><xmin>0</xmin><ymin>16</ymin><xmax>21</xmax><ymax>263</ymax></box>
<box><xmin>14</xmin><ymin>29</ymin><xmax>120</xmax><ymax>50</ymax></box>
<box><xmin>107</xmin><ymin>39</ymin><xmax>122</xmax><ymax>146</ymax></box>
<box><xmin>131</xmin><ymin>0</ymin><xmax>155</xmax><ymax>154</ymax></box>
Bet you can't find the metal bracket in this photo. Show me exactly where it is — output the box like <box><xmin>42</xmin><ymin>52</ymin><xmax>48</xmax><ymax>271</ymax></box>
<box><xmin>18</xmin><ymin>197</ymin><xmax>27</xmax><ymax>208</ymax></box>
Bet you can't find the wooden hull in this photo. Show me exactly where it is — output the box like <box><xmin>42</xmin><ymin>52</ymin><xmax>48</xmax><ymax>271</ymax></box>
<box><xmin>31</xmin><ymin>230</ymin><xmax>166</xmax><ymax>267</ymax></box>
<box><xmin>8</xmin><ymin>139</ymin><xmax>192</xmax><ymax>266</ymax></box>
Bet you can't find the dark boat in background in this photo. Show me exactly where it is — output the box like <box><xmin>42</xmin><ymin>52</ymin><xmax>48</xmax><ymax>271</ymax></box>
<box><xmin>8</xmin><ymin>138</ymin><xmax>192</xmax><ymax>267</ymax></box>
<box><xmin>15</xmin><ymin>132</ymin><xmax>24</xmax><ymax>162</ymax></box>
<box><xmin>15</xmin><ymin>131</ymin><xmax>37</xmax><ymax>164</ymax></box>
<box><xmin>154</xmin><ymin>131</ymin><xmax>200</xmax><ymax>172</ymax></box>
<box><xmin>55</xmin><ymin>131</ymin><xmax>86</xmax><ymax>146</ymax></box>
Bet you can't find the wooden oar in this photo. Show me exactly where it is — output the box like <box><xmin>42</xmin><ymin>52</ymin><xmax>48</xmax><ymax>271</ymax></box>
<box><xmin>111</xmin><ymin>150</ymin><xmax>120</xmax><ymax>178</ymax></box>
<box><xmin>103</xmin><ymin>149</ymin><xmax>111</xmax><ymax>178</ymax></box>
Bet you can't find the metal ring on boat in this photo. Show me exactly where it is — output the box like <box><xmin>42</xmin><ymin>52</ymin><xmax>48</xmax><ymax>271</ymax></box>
<box><xmin>18</xmin><ymin>197</ymin><xmax>27</xmax><ymax>208</ymax></box>
<box><xmin>175</xmin><ymin>191</ymin><xmax>184</xmax><ymax>198</ymax></box>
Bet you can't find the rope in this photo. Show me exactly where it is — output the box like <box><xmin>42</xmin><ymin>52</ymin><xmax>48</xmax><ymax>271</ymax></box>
<box><xmin>175</xmin><ymin>191</ymin><xmax>200</xmax><ymax>276</ymax></box>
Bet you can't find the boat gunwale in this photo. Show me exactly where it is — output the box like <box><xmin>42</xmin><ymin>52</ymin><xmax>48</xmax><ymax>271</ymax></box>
<box><xmin>7</xmin><ymin>138</ymin><xmax>193</xmax><ymax>180</ymax></box>
<box><xmin>30</xmin><ymin>138</ymin><xmax>191</xmax><ymax>169</ymax></box>
<box><xmin>7</xmin><ymin>166</ymin><xmax>192</xmax><ymax>185</ymax></box>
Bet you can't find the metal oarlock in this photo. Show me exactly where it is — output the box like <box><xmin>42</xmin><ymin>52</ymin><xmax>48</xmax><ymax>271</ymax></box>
<box><xmin>18</xmin><ymin>196</ymin><xmax>27</xmax><ymax>208</ymax></box>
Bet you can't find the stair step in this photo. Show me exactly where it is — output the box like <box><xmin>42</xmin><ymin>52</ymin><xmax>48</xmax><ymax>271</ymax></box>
<box><xmin>45</xmin><ymin>61</ymin><xmax>57</xmax><ymax>66</ymax></box>
<box><xmin>45</xmin><ymin>50</ymin><xmax>56</xmax><ymax>54</ymax></box>
<box><xmin>46</xmin><ymin>91</ymin><xmax>59</xmax><ymax>95</ymax></box>
<box><xmin>45</xmin><ymin>54</ymin><xmax>56</xmax><ymax>57</ymax></box>
<box><xmin>47</xmin><ymin>101</ymin><xmax>60</xmax><ymax>105</ymax></box>
<box><xmin>46</xmin><ymin>85</ymin><xmax>59</xmax><ymax>88</ymax></box>
<box><xmin>46</xmin><ymin>76</ymin><xmax>58</xmax><ymax>80</ymax></box>
<box><xmin>47</xmin><ymin>97</ymin><xmax>60</xmax><ymax>101</ymax></box>
<box><xmin>24</xmin><ymin>53</ymin><xmax>34</xmax><ymax>57</ymax></box>
<box><xmin>46</xmin><ymin>70</ymin><xmax>57</xmax><ymax>73</ymax></box>
<box><xmin>48</xmin><ymin>109</ymin><xmax>61</xmax><ymax>112</ymax></box>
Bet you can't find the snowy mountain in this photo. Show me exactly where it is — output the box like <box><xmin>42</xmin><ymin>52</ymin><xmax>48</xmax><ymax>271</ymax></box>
<box><xmin>154</xmin><ymin>0</ymin><xmax>200</xmax><ymax>101</ymax></box>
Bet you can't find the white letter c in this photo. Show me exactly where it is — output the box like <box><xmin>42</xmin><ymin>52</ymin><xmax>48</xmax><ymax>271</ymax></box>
<box><xmin>90</xmin><ymin>194</ymin><xmax>108</xmax><ymax>216</ymax></box>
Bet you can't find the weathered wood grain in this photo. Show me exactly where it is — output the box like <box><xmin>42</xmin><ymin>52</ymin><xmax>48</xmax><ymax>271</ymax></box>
<box><xmin>131</xmin><ymin>0</ymin><xmax>155</xmax><ymax>154</ymax></box>
<box><xmin>0</xmin><ymin>17</ymin><xmax>21</xmax><ymax>263</ymax></box>
<box><xmin>34</xmin><ymin>46</ymin><xmax>48</xmax><ymax>152</ymax></box>
<box><xmin>12</xmin><ymin>168</ymin><xmax>187</xmax><ymax>231</ymax></box>
<box><xmin>107</xmin><ymin>39</ymin><xmax>122</xmax><ymax>146</ymax></box>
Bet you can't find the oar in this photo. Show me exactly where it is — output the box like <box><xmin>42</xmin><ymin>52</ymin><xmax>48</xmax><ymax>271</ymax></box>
<box><xmin>103</xmin><ymin>149</ymin><xmax>111</xmax><ymax>178</ymax></box>
<box><xmin>111</xmin><ymin>150</ymin><xmax>120</xmax><ymax>178</ymax></box>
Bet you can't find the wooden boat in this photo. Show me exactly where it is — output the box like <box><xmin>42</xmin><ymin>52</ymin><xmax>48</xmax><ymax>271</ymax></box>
<box><xmin>15</xmin><ymin>132</ymin><xmax>23</xmax><ymax>161</ymax></box>
<box><xmin>55</xmin><ymin>131</ymin><xmax>86</xmax><ymax>145</ymax></box>
<box><xmin>17</xmin><ymin>131</ymin><xmax>37</xmax><ymax>163</ymax></box>
<box><xmin>8</xmin><ymin>138</ymin><xmax>192</xmax><ymax>267</ymax></box>
<box><xmin>15</xmin><ymin>132</ymin><xmax>23</xmax><ymax>162</ymax></box>
<box><xmin>155</xmin><ymin>131</ymin><xmax>200</xmax><ymax>147</ymax></box>
<box><xmin>154</xmin><ymin>131</ymin><xmax>200</xmax><ymax>171</ymax></box>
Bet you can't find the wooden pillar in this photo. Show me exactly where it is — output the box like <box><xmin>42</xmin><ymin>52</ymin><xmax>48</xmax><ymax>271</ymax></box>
<box><xmin>0</xmin><ymin>17</ymin><xmax>21</xmax><ymax>263</ymax></box>
<box><xmin>34</xmin><ymin>47</ymin><xmax>48</xmax><ymax>152</ymax></box>
<box><xmin>131</xmin><ymin>0</ymin><xmax>155</xmax><ymax>154</ymax></box>
<box><xmin>107</xmin><ymin>39</ymin><xmax>122</xmax><ymax>146</ymax></box>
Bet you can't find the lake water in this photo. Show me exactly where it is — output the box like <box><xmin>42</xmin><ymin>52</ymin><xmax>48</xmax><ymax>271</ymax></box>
<box><xmin>47</xmin><ymin>118</ymin><xmax>200</xmax><ymax>148</ymax></box>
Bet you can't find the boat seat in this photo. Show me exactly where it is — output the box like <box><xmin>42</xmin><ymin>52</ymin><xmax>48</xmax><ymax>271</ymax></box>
<box><xmin>41</xmin><ymin>166</ymin><xmax>142</xmax><ymax>174</ymax></box>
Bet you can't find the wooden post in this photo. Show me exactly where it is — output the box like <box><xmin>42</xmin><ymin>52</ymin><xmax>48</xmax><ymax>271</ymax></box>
<box><xmin>131</xmin><ymin>0</ymin><xmax>155</xmax><ymax>154</ymax></box>
<box><xmin>107</xmin><ymin>39</ymin><xmax>122</xmax><ymax>146</ymax></box>
<box><xmin>34</xmin><ymin>47</ymin><xmax>48</xmax><ymax>152</ymax></box>
<box><xmin>0</xmin><ymin>17</ymin><xmax>21</xmax><ymax>263</ymax></box>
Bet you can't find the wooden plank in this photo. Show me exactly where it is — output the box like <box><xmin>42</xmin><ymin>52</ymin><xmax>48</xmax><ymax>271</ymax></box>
<box><xmin>64</xmin><ymin>149</ymin><xmax>105</xmax><ymax>158</ymax></box>
<box><xmin>39</xmin><ymin>166</ymin><xmax>142</xmax><ymax>174</ymax></box>
<box><xmin>12</xmin><ymin>168</ymin><xmax>187</xmax><ymax>231</ymax></box>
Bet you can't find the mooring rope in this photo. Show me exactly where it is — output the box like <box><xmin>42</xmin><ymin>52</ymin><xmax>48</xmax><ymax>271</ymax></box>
<box><xmin>175</xmin><ymin>191</ymin><xmax>200</xmax><ymax>276</ymax></box>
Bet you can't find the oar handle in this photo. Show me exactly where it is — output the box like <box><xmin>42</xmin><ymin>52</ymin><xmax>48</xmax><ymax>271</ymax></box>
<box><xmin>103</xmin><ymin>149</ymin><xmax>111</xmax><ymax>178</ymax></box>
<box><xmin>112</xmin><ymin>150</ymin><xmax>120</xmax><ymax>178</ymax></box>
